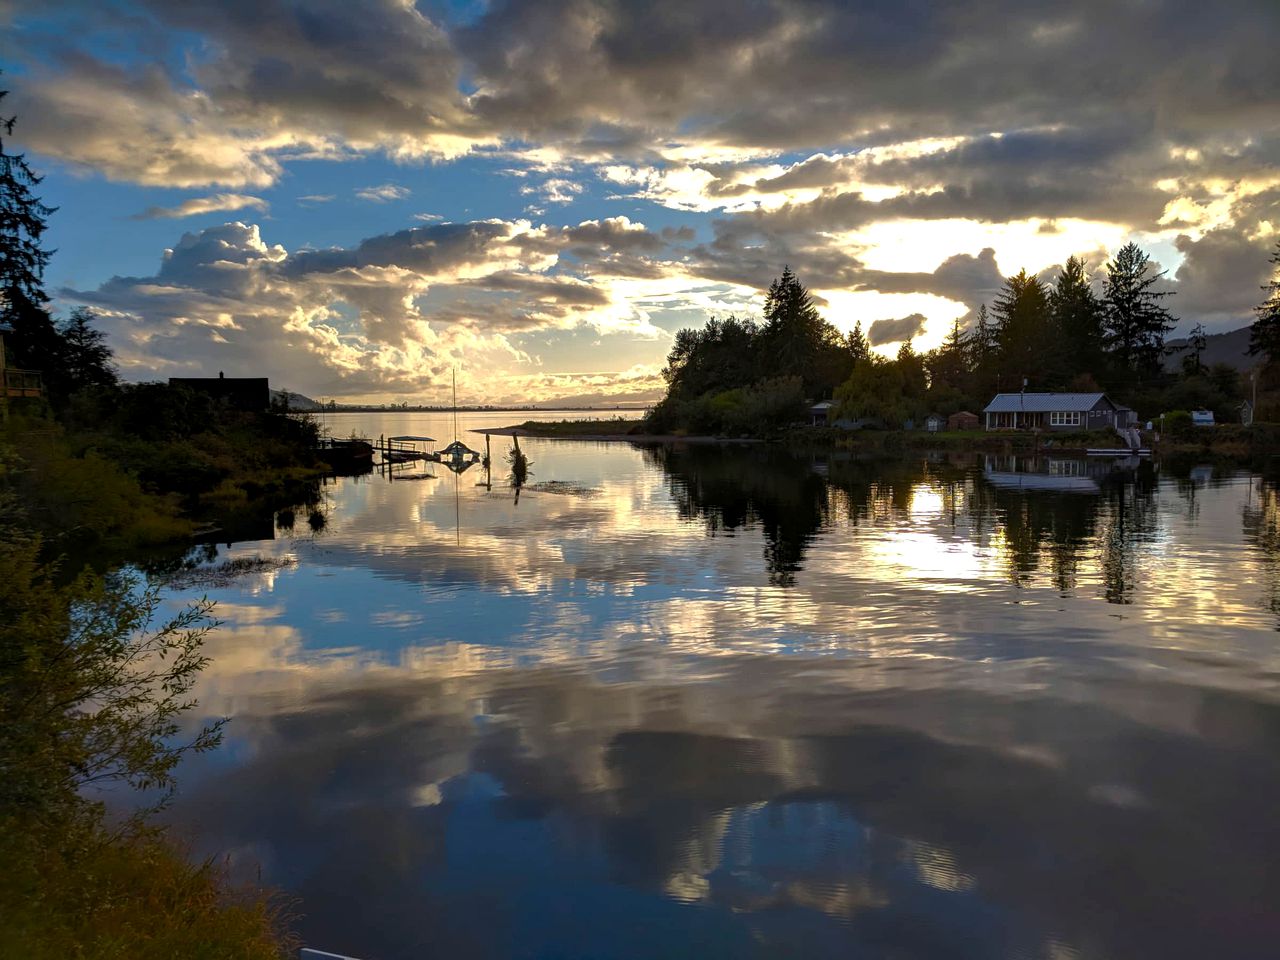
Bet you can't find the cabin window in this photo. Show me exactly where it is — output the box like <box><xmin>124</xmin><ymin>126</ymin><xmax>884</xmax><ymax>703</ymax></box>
<box><xmin>1048</xmin><ymin>411</ymin><xmax>1081</xmax><ymax>426</ymax></box>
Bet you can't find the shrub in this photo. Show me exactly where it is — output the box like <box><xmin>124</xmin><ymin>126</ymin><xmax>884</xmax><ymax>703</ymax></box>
<box><xmin>1164</xmin><ymin>410</ymin><xmax>1194</xmax><ymax>439</ymax></box>
<box><xmin>0</xmin><ymin>533</ymin><xmax>292</xmax><ymax>958</ymax></box>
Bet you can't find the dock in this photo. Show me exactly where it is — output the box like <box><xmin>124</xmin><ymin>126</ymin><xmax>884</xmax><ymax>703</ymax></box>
<box><xmin>378</xmin><ymin>435</ymin><xmax>435</xmax><ymax>463</ymax></box>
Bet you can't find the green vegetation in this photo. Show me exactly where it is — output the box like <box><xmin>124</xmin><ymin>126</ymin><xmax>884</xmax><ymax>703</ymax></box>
<box><xmin>0</xmin><ymin>518</ymin><xmax>293</xmax><ymax>957</ymax></box>
<box><xmin>513</xmin><ymin>417</ymin><xmax>644</xmax><ymax>437</ymax></box>
<box><xmin>2</xmin><ymin>825</ymin><xmax>294</xmax><ymax>960</ymax></box>
<box><xmin>507</xmin><ymin>437</ymin><xmax>531</xmax><ymax>487</ymax></box>
<box><xmin>650</xmin><ymin>245</ymin><xmax>1279</xmax><ymax>437</ymax></box>
<box><xmin>3</xmin><ymin>382</ymin><xmax>325</xmax><ymax>559</ymax></box>
<box><xmin>647</xmin><ymin>269</ymin><xmax>850</xmax><ymax>435</ymax></box>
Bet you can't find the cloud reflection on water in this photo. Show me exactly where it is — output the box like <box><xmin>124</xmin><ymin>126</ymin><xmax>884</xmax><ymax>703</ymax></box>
<box><xmin>161</xmin><ymin>442</ymin><xmax>1280</xmax><ymax>960</ymax></box>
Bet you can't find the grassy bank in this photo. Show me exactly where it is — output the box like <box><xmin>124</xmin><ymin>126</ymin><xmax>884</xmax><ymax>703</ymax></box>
<box><xmin>5</xmin><ymin>388</ymin><xmax>328</xmax><ymax>558</ymax></box>
<box><xmin>1</xmin><ymin>820</ymin><xmax>294</xmax><ymax>960</ymax></box>
<box><xmin>1154</xmin><ymin>422</ymin><xmax>1280</xmax><ymax>465</ymax></box>
<box><xmin>798</xmin><ymin>426</ymin><xmax>1131</xmax><ymax>453</ymax></box>
<box><xmin>512</xmin><ymin>417</ymin><xmax>645</xmax><ymax>437</ymax></box>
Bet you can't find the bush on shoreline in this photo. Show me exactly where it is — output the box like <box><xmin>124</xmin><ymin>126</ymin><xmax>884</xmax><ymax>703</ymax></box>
<box><xmin>0</xmin><ymin>525</ymin><xmax>292</xmax><ymax>958</ymax></box>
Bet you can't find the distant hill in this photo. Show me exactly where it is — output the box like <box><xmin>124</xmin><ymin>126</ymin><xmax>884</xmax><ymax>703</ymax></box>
<box><xmin>1164</xmin><ymin>324</ymin><xmax>1258</xmax><ymax>373</ymax></box>
<box><xmin>270</xmin><ymin>388</ymin><xmax>322</xmax><ymax>411</ymax></box>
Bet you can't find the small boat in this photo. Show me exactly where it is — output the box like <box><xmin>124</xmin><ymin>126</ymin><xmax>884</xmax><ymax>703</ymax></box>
<box><xmin>383</xmin><ymin>435</ymin><xmax>435</xmax><ymax>463</ymax></box>
<box><xmin>437</xmin><ymin>438</ymin><xmax>481</xmax><ymax>471</ymax></box>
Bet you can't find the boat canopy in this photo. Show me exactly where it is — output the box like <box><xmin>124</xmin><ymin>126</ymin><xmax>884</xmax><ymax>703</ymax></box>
<box><xmin>388</xmin><ymin>435</ymin><xmax>435</xmax><ymax>443</ymax></box>
<box><xmin>441</xmin><ymin>439</ymin><xmax>479</xmax><ymax>455</ymax></box>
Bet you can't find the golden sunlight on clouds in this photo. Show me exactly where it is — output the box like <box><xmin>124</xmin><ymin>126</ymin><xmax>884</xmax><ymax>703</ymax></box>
<box><xmin>844</xmin><ymin>218</ymin><xmax>1129</xmax><ymax>276</ymax></box>
<box><xmin>817</xmin><ymin>289</ymin><xmax>967</xmax><ymax>353</ymax></box>
<box><xmin>1155</xmin><ymin>174</ymin><xmax>1280</xmax><ymax>237</ymax></box>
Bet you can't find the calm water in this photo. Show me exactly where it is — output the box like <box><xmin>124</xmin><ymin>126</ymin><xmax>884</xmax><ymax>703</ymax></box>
<box><xmin>155</xmin><ymin>412</ymin><xmax>1280</xmax><ymax>960</ymax></box>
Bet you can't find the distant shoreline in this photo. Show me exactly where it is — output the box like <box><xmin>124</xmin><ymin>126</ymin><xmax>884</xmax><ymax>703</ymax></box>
<box><xmin>312</xmin><ymin>406</ymin><xmax>650</xmax><ymax>414</ymax></box>
<box><xmin>472</xmin><ymin>425</ymin><xmax>762</xmax><ymax>444</ymax></box>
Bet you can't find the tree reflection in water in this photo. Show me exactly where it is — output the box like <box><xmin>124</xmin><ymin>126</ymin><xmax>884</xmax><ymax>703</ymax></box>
<box><xmin>649</xmin><ymin>443</ymin><xmax>1160</xmax><ymax>603</ymax></box>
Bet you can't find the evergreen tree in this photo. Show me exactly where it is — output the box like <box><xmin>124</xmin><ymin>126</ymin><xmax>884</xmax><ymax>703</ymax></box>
<box><xmin>992</xmin><ymin>269</ymin><xmax>1051</xmax><ymax>386</ymax></box>
<box><xmin>1049</xmin><ymin>256</ymin><xmax>1105</xmax><ymax>378</ymax></box>
<box><xmin>1102</xmin><ymin>242</ymin><xmax>1176</xmax><ymax>375</ymax></box>
<box><xmin>1181</xmin><ymin>322</ymin><xmax>1208</xmax><ymax>378</ymax></box>
<box><xmin>60</xmin><ymin>307</ymin><xmax>117</xmax><ymax>389</ymax></box>
<box><xmin>972</xmin><ymin>304</ymin><xmax>994</xmax><ymax>367</ymax></box>
<box><xmin>0</xmin><ymin>83</ymin><xmax>61</xmax><ymax>375</ymax></box>
<box><xmin>762</xmin><ymin>266</ymin><xmax>822</xmax><ymax>379</ymax></box>
<box><xmin>1248</xmin><ymin>241</ymin><xmax>1280</xmax><ymax>363</ymax></box>
<box><xmin>928</xmin><ymin>317</ymin><xmax>970</xmax><ymax>393</ymax></box>
<box><xmin>896</xmin><ymin>339</ymin><xmax>928</xmax><ymax>412</ymax></box>
<box><xmin>847</xmin><ymin>320</ymin><xmax>870</xmax><ymax>366</ymax></box>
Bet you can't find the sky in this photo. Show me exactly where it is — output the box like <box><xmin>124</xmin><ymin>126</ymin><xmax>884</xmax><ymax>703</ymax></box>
<box><xmin>4</xmin><ymin>0</ymin><xmax>1279</xmax><ymax>404</ymax></box>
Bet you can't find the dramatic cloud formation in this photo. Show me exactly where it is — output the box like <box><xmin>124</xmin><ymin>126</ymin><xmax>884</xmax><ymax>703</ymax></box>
<box><xmin>65</xmin><ymin>217</ymin><xmax>691</xmax><ymax>402</ymax></box>
<box><xmin>10</xmin><ymin>0</ymin><xmax>1280</xmax><ymax>399</ymax></box>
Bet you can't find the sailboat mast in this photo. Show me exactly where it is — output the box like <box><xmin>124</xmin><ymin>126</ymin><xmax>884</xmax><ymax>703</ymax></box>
<box><xmin>452</xmin><ymin>368</ymin><xmax>458</xmax><ymax>441</ymax></box>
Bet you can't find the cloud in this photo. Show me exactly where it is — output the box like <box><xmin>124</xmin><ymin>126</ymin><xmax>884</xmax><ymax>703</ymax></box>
<box><xmin>130</xmin><ymin>192</ymin><xmax>268</xmax><ymax>220</ymax></box>
<box><xmin>1172</xmin><ymin>224</ymin><xmax>1277</xmax><ymax>330</ymax></box>
<box><xmin>60</xmin><ymin>216</ymin><xmax>687</xmax><ymax>401</ymax></box>
<box><xmin>868</xmin><ymin>314</ymin><xmax>928</xmax><ymax>346</ymax></box>
<box><xmin>355</xmin><ymin>183</ymin><xmax>411</xmax><ymax>203</ymax></box>
<box><xmin>522</xmin><ymin>177</ymin><xmax>584</xmax><ymax>205</ymax></box>
<box><xmin>12</xmin><ymin>0</ymin><xmax>1280</xmax><ymax>388</ymax></box>
<box><xmin>11</xmin><ymin>0</ymin><xmax>1278</xmax><ymax>190</ymax></box>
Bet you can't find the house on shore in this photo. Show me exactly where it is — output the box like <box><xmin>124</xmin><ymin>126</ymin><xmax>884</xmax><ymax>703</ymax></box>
<box><xmin>809</xmin><ymin>400</ymin><xmax>834</xmax><ymax>426</ymax></box>
<box><xmin>983</xmin><ymin>392</ymin><xmax>1126</xmax><ymax>431</ymax></box>
<box><xmin>947</xmin><ymin>411</ymin><xmax>980</xmax><ymax>431</ymax></box>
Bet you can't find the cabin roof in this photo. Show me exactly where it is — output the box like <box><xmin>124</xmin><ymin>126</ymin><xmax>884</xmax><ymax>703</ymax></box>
<box><xmin>983</xmin><ymin>392</ymin><xmax>1112</xmax><ymax>413</ymax></box>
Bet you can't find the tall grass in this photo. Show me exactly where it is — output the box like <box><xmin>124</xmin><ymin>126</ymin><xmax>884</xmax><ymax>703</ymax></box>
<box><xmin>0</xmin><ymin>820</ymin><xmax>295</xmax><ymax>960</ymax></box>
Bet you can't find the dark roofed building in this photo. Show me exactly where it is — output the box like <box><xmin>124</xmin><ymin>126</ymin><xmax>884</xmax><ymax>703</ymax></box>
<box><xmin>982</xmin><ymin>392</ymin><xmax>1122</xmax><ymax>431</ymax></box>
<box><xmin>169</xmin><ymin>372</ymin><xmax>270</xmax><ymax>411</ymax></box>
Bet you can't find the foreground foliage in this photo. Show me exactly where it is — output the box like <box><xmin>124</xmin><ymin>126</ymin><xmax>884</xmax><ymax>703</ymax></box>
<box><xmin>1</xmin><ymin>820</ymin><xmax>293</xmax><ymax>960</ymax></box>
<box><xmin>0</xmin><ymin>456</ymin><xmax>291</xmax><ymax>956</ymax></box>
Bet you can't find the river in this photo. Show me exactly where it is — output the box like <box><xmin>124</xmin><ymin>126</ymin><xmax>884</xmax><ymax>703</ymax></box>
<box><xmin>154</xmin><ymin>411</ymin><xmax>1280</xmax><ymax>960</ymax></box>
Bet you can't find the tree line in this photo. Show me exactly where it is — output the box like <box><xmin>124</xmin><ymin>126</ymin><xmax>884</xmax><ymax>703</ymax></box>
<box><xmin>653</xmin><ymin>240</ymin><xmax>1280</xmax><ymax>434</ymax></box>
